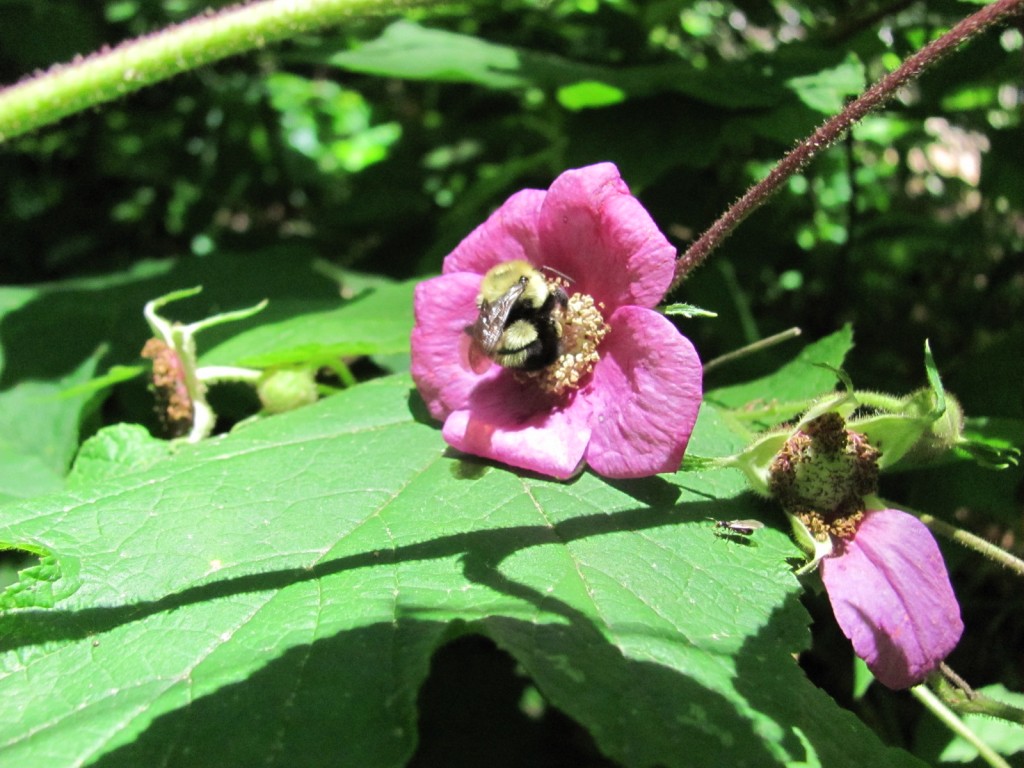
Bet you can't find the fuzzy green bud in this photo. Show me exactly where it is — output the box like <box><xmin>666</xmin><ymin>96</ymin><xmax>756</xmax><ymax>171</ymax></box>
<box><xmin>901</xmin><ymin>388</ymin><xmax>965</xmax><ymax>460</ymax></box>
<box><xmin>258</xmin><ymin>368</ymin><xmax>318</xmax><ymax>414</ymax></box>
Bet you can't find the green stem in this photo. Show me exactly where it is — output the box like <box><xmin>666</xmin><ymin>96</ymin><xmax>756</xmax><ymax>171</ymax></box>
<box><xmin>0</xmin><ymin>0</ymin><xmax>441</xmax><ymax>143</ymax></box>
<box><xmin>911</xmin><ymin>684</ymin><xmax>1012</xmax><ymax>768</ymax></box>
<box><xmin>702</xmin><ymin>327</ymin><xmax>802</xmax><ymax>374</ymax></box>
<box><xmin>919</xmin><ymin>512</ymin><xmax>1024</xmax><ymax>578</ymax></box>
<box><xmin>196</xmin><ymin>366</ymin><xmax>264</xmax><ymax>383</ymax></box>
<box><xmin>934</xmin><ymin>665</ymin><xmax>1024</xmax><ymax>726</ymax></box>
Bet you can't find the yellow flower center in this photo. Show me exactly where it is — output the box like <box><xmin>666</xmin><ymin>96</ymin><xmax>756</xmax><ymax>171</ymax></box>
<box><xmin>518</xmin><ymin>282</ymin><xmax>610</xmax><ymax>396</ymax></box>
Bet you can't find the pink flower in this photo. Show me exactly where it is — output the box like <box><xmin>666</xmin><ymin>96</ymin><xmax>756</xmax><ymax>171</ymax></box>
<box><xmin>764</xmin><ymin>411</ymin><xmax>963</xmax><ymax>689</ymax></box>
<box><xmin>820</xmin><ymin>508</ymin><xmax>963</xmax><ymax>690</ymax></box>
<box><xmin>410</xmin><ymin>162</ymin><xmax>702</xmax><ymax>479</ymax></box>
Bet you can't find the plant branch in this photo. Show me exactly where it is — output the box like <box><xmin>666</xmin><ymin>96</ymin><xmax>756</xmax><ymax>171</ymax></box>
<box><xmin>0</xmin><ymin>0</ymin><xmax>441</xmax><ymax>143</ymax></box>
<box><xmin>911</xmin><ymin>684</ymin><xmax>1013</xmax><ymax>768</ymax></box>
<box><xmin>670</xmin><ymin>0</ymin><xmax>1024</xmax><ymax>289</ymax></box>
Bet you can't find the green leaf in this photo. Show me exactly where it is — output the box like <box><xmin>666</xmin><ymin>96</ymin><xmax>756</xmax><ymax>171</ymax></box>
<box><xmin>265</xmin><ymin>73</ymin><xmax>402</xmax><ymax>174</ymax></box>
<box><xmin>66</xmin><ymin>424</ymin><xmax>173</xmax><ymax>487</ymax></box>
<box><xmin>0</xmin><ymin>375</ymin><xmax>925</xmax><ymax>767</ymax></box>
<box><xmin>199</xmin><ymin>279</ymin><xmax>416</xmax><ymax>368</ymax></box>
<box><xmin>785</xmin><ymin>54</ymin><xmax>866</xmax><ymax>114</ymax></box>
<box><xmin>0</xmin><ymin>547</ymin><xmax>80</xmax><ymax>610</ymax></box>
<box><xmin>855</xmin><ymin>412</ymin><xmax>934</xmax><ymax>470</ymax></box>
<box><xmin>956</xmin><ymin>416</ymin><xmax>1022</xmax><ymax>469</ymax></box>
<box><xmin>329</xmin><ymin>20</ymin><xmax>528</xmax><ymax>89</ymax></box>
<box><xmin>325</xmin><ymin>21</ymin><xmax>787</xmax><ymax>110</ymax></box>
<box><xmin>0</xmin><ymin>439</ymin><xmax>65</xmax><ymax>503</ymax></box>
<box><xmin>662</xmin><ymin>302</ymin><xmax>719</xmax><ymax>319</ymax></box>
<box><xmin>0</xmin><ymin>348</ymin><xmax>103</xmax><ymax>502</ymax></box>
<box><xmin>705</xmin><ymin>325</ymin><xmax>854</xmax><ymax>428</ymax></box>
<box><xmin>922</xmin><ymin>340</ymin><xmax>947</xmax><ymax>418</ymax></box>
<box><xmin>58</xmin><ymin>364</ymin><xmax>146</xmax><ymax>400</ymax></box>
<box><xmin>555</xmin><ymin>81</ymin><xmax>627</xmax><ymax>110</ymax></box>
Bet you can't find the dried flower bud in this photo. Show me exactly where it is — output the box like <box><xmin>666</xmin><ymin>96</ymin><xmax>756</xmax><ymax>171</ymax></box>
<box><xmin>141</xmin><ymin>338</ymin><xmax>194</xmax><ymax>438</ymax></box>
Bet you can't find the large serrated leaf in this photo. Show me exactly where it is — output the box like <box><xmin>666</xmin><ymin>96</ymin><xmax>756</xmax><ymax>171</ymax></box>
<box><xmin>0</xmin><ymin>375</ymin><xmax>924</xmax><ymax>768</ymax></box>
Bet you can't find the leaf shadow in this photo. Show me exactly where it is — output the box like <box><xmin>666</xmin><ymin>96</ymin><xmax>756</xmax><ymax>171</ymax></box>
<box><xmin>81</xmin><ymin>607</ymin><xmax>770</xmax><ymax>768</ymax></box>
<box><xmin>84</xmin><ymin>549</ymin><xmax>802</xmax><ymax>768</ymax></box>
<box><xmin>0</xmin><ymin>495</ymin><xmax>741</xmax><ymax>653</ymax></box>
<box><xmin>5</xmin><ymin>489</ymin><xmax>911</xmax><ymax>767</ymax></box>
<box><xmin>83</xmin><ymin>555</ymin><xmax>848</xmax><ymax>767</ymax></box>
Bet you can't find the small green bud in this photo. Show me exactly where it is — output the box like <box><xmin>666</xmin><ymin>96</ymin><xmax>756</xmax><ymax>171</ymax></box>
<box><xmin>853</xmin><ymin>389</ymin><xmax>966</xmax><ymax>470</ymax></box>
<box><xmin>258</xmin><ymin>368</ymin><xmax>318</xmax><ymax>414</ymax></box>
<box><xmin>902</xmin><ymin>388</ymin><xmax>965</xmax><ymax>459</ymax></box>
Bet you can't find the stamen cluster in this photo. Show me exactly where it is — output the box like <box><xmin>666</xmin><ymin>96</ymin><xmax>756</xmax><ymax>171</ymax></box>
<box><xmin>769</xmin><ymin>412</ymin><xmax>880</xmax><ymax>542</ymax></box>
<box><xmin>522</xmin><ymin>285</ymin><xmax>609</xmax><ymax>395</ymax></box>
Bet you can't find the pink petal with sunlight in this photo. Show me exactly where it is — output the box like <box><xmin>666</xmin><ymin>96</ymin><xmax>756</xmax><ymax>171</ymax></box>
<box><xmin>584</xmin><ymin>306</ymin><xmax>702</xmax><ymax>478</ymax></box>
<box><xmin>442</xmin><ymin>375</ymin><xmax>594</xmax><ymax>479</ymax></box>
<box><xmin>443</xmin><ymin>189</ymin><xmax>546</xmax><ymax>276</ymax></box>
<box><xmin>820</xmin><ymin>508</ymin><xmax>963</xmax><ymax>690</ymax></box>
<box><xmin>537</xmin><ymin>163</ymin><xmax>676</xmax><ymax>310</ymax></box>
<box><xmin>411</xmin><ymin>272</ymin><xmax>498</xmax><ymax>420</ymax></box>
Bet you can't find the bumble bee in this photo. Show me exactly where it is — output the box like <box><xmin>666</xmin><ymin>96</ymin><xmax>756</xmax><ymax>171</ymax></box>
<box><xmin>469</xmin><ymin>260</ymin><xmax>568</xmax><ymax>373</ymax></box>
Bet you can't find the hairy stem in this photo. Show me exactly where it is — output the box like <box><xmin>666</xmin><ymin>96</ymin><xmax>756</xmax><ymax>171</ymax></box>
<box><xmin>0</xmin><ymin>0</ymin><xmax>439</xmax><ymax>143</ymax></box>
<box><xmin>671</xmin><ymin>0</ymin><xmax>1024</xmax><ymax>289</ymax></box>
<box><xmin>911</xmin><ymin>685</ymin><xmax>1013</xmax><ymax>768</ymax></box>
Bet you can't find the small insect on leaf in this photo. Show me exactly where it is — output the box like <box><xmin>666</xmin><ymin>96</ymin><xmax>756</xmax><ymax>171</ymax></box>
<box><xmin>709</xmin><ymin>518</ymin><xmax>765</xmax><ymax>536</ymax></box>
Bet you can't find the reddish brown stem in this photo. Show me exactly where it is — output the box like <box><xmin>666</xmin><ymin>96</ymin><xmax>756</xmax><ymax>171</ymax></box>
<box><xmin>671</xmin><ymin>0</ymin><xmax>1024</xmax><ymax>290</ymax></box>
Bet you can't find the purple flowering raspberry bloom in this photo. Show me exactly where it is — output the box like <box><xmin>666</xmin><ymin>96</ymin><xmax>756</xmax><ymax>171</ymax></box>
<box><xmin>410</xmin><ymin>162</ymin><xmax>702</xmax><ymax>479</ymax></box>
<box><xmin>820</xmin><ymin>508</ymin><xmax>963</xmax><ymax>689</ymax></box>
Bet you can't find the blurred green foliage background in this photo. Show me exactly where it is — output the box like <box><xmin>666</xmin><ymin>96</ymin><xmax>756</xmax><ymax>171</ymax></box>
<box><xmin>3</xmin><ymin>1</ymin><xmax>1021</xmax><ymax>392</ymax></box>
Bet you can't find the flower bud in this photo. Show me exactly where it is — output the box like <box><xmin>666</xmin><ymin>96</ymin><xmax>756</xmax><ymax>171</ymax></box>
<box><xmin>900</xmin><ymin>388</ymin><xmax>965</xmax><ymax>461</ymax></box>
<box><xmin>258</xmin><ymin>368</ymin><xmax>318</xmax><ymax>414</ymax></box>
<box><xmin>141</xmin><ymin>338</ymin><xmax>194</xmax><ymax>438</ymax></box>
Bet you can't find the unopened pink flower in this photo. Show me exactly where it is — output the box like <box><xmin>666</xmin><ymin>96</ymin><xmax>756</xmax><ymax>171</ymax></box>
<box><xmin>411</xmin><ymin>162</ymin><xmax>702</xmax><ymax>479</ymax></box>
<box><xmin>820</xmin><ymin>508</ymin><xmax>963</xmax><ymax>690</ymax></box>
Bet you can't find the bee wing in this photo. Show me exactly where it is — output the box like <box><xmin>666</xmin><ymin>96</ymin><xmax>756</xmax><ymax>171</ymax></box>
<box><xmin>473</xmin><ymin>281</ymin><xmax>525</xmax><ymax>354</ymax></box>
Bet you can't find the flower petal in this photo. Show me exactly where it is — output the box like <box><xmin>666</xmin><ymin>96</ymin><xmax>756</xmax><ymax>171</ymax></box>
<box><xmin>820</xmin><ymin>508</ymin><xmax>963</xmax><ymax>690</ymax></box>
<box><xmin>443</xmin><ymin>189</ymin><xmax>546</xmax><ymax>276</ymax></box>
<box><xmin>411</xmin><ymin>273</ymin><xmax>500</xmax><ymax>420</ymax></box>
<box><xmin>537</xmin><ymin>163</ymin><xmax>676</xmax><ymax>310</ymax></box>
<box><xmin>585</xmin><ymin>306</ymin><xmax>702</xmax><ymax>478</ymax></box>
<box><xmin>442</xmin><ymin>377</ymin><xmax>593</xmax><ymax>479</ymax></box>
